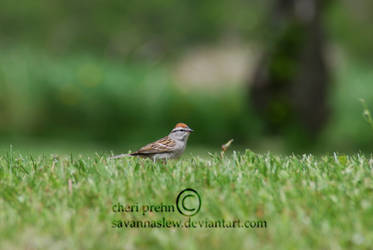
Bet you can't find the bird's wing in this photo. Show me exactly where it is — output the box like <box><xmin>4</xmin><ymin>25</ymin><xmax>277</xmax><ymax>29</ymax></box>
<box><xmin>131</xmin><ymin>136</ymin><xmax>176</xmax><ymax>155</ymax></box>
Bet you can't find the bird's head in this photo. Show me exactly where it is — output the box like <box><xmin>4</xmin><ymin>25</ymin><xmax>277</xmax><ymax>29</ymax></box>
<box><xmin>169</xmin><ymin>123</ymin><xmax>193</xmax><ymax>141</ymax></box>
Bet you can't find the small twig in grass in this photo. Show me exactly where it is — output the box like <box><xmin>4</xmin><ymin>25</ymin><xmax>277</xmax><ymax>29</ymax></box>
<box><xmin>360</xmin><ymin>99</ymin><xmax>373</xmax><ymax>130</ymax></box>
<box><xmin>68</xmin><ymin>179</ymin><xmax>73</xmax><ymax>195</ymax></box>
<box><xmin>51</xmin><ymin>159</ymin><xmax>56</xmax><ymax>172</ymax></box>
<box><xmin>221</xmin><ymin>139</ymin><xmax>234</xmax><ymax>158</ymax></box>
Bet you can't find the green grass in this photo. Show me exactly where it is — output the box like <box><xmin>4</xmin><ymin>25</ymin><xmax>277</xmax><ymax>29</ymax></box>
<box><xmin>1</xmin><ymin>150</ymin><xmax>373</xmax><ymax>250</ymax></box>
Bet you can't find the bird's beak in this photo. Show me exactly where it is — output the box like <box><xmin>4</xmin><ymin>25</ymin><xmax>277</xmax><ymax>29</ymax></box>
<box><xmin>188</xmin><ymin>128</ymin><xmax>194</xmax><ymax>133</ymax></box>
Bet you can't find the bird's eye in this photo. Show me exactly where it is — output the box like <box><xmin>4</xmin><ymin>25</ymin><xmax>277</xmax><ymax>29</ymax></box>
<box><xmin>173</xmin><ymin>129</ymin><xmax>187</xmax><ymax>133</ymax></box>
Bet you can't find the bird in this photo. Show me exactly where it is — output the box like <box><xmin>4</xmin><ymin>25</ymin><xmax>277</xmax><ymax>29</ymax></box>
<box><xmin>111</xmin><ymin>123</ymin><xmax>193</xmax><ymax>161</ymax></box>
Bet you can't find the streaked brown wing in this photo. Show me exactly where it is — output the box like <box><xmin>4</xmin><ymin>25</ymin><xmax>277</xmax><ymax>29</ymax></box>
<box><xmin>131</xmin><ymin>137</ymin><xmax>175</xmax><ymax>155</ymax></box>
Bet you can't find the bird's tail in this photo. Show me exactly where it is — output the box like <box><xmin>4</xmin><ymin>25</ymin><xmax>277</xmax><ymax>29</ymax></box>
<box><xmin>110</xmin><ymin>153</ymin><xmax>131</xmax><ymax>160</ymax></box>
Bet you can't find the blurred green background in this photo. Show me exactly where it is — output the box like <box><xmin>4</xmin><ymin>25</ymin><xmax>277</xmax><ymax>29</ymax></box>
<box><xmin>1</xmin><ymin>0</ymin><xmax>373</xmax><ymax>154</ymax></box>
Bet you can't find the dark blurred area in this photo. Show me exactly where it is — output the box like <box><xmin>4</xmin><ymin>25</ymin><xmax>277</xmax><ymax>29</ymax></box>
<box><xmin>1</xmin><ymin>0</ymin><xmax>373</xmax><ymax>154</ymax></box>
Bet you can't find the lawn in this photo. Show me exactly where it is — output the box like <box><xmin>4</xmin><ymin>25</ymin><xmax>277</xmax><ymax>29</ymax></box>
<box><xmin>1</xmin><ymin>149</ymin><xmax>372</xmax><ymax>250</ymax></box>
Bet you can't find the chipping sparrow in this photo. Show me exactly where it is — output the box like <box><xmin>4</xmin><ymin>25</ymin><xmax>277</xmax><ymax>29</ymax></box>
<box><xmin>111</xmin><ymin>123</ymin><xmax>193</xmax><ymax>161</ymax></box>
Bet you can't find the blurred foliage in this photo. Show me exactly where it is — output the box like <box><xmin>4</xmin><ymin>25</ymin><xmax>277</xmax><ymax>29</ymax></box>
<box><xmin>326</xmin><ymin>0</ymin><xmax>373</xmax><ymax>61</ymax></box>
<box><xmin>1</xmin><ymin>0</ymin><xmax>373</xmax><ymax>152</ymax></box>
<box><xmin>318</xmin><ymin>59</ymin><xmax>373</xmax><ymax>152</ymax></box>
<box><xmin>0</xmin><ymin>48</ymin><xmax>262</xmax><ymax>149</ymax></box>
<box><xmin>1</xmin><ymin>48</ymin><xmax>373</xmax><ymax>152</ymax></box>
<box><xmin>0</xmin><ymin>0</ymin><xmax>265</xmax><ymax>59</ymax></box>
<box><xmin>0</xmin><ymin>1</ymin><xmax>372</xmax><ymax>61</ymax></box>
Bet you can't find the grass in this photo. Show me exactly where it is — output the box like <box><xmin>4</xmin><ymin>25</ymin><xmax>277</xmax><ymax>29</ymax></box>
<box><xmin>1</xmin><ymin>149</ymin><xmax>373</xmax><ymax>250</ymax></box>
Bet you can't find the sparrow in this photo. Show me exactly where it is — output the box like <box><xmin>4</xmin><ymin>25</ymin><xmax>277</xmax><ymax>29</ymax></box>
<box><xmin>111</xmin><ymin>123</ymin><xmax>193</xmax><ymax>161</ymax></box>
